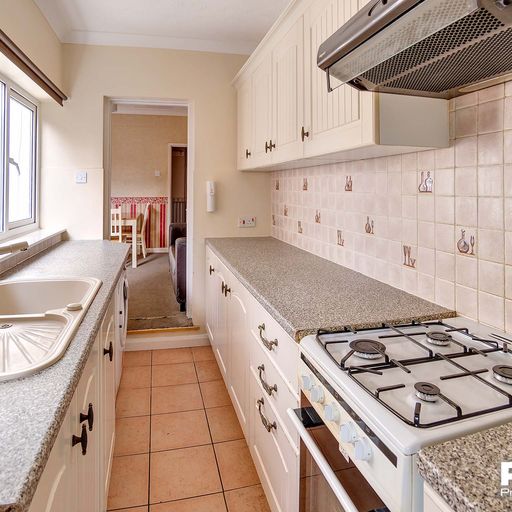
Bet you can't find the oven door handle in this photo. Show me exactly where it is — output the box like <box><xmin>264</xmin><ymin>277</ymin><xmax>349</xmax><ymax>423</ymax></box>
<box><xmin>287</xmin><ymin>408</ymin><xmax>360</xmax><ymax>512</ymax></box>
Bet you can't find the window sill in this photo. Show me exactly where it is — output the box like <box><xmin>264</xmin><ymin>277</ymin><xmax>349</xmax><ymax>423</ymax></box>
<box><xmin>0</xmin><ymin>228</ymin><xmax>67</xmax><ymax>275</ymax></box>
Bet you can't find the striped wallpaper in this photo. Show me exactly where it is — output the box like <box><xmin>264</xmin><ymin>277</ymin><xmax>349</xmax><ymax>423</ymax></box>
<box><xmin>111</xmin><ymin>196</ymin><xmax>168</xmax><ymax>249</ymax></box>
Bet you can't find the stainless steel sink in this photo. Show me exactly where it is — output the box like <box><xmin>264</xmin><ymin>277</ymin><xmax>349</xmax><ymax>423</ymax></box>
<box><xmin>0</xmin><ymin>277</ymin><xmax>102</xmax><ymax>381</ymax></box>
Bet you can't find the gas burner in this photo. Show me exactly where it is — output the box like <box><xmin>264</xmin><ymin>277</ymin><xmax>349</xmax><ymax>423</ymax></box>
<box><xmin>493</xmin><ymin>365</ymin><xmax>512</xmax><ymax>385</ymax></box>
<box><xmin>426</xmin><ymin>331</ymin><xmax>452</xmax><ymax>346</ymax></box>
<box><xmin>349</xmin><ymin>339</ymin><xmax>385</xmax><ymax>360</ymax></box>
<box><xmin>414</xmin><ymin>382</ymin><xmax>440</xmax><ymax>402</ymax></box>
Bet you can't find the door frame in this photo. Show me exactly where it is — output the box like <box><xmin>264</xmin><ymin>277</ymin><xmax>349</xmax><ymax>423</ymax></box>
<box><xmin>103</xmin><ymin>97</ymin><xmax>195</xmax><ymax>320</ymax></box>
<box><xmin>168</xmin><ymin>143</ymin><xmax>188</xmax><ymax>224</ymax></box>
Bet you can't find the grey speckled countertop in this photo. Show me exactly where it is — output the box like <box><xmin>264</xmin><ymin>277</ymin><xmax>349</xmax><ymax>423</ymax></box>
<box><xmin>418</xmin><ymin>424</ymin><xmax>512</xmax><ymax>512</ymax></box>
<box><xmin>0</xmin><ymin>241</ymin><xmax>129</xmax><ymax>512</ymax></box>
<box><xmin>206</xmin><ymin>237</ymin><xmax>455</xmax><ymax>341</ymax></box>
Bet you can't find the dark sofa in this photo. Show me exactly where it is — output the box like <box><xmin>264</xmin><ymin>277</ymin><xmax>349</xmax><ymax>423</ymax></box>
<box><xmin>169</xmin><ymin>223</ymin><xmax>187</xmax><ymax>312</ymax></box>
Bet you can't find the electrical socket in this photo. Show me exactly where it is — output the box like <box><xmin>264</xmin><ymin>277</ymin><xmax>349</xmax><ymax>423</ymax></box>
<box><xmin>238</xmin><ymin>216</ymin><xmax>256</xmax><ymax>228</ymax></box>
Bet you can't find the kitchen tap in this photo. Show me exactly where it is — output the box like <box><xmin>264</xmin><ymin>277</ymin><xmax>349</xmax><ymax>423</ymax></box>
<box><xmin>0</xmin><ymin>241</ymin><xmax>29</xmax><ymax>256</ymax></box>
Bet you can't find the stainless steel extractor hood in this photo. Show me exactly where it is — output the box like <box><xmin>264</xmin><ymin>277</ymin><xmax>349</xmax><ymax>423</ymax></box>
<box><xmin>317</xmin><ymin>0</ymin><xmax>512</xmax><ymax>99</ymax></box>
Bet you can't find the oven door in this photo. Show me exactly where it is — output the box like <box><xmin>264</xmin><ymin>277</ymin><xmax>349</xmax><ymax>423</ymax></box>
<box><xmin>288</xmin><ymin>402</ymin><xmax>388</xmax><ymax>512</ymax></box>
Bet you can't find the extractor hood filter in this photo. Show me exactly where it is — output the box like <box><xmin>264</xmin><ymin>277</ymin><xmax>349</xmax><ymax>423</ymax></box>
<box><xmin>318</xmin><ymin>0</ymin><xmax>512</xmax><ymax>99</ymax></box>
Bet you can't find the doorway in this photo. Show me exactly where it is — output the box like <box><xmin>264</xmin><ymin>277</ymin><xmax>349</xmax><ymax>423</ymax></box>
<box><xmin>103</xmin><ymin>99</ymin><xmax>194</xmax><ymax>332</ymax></box>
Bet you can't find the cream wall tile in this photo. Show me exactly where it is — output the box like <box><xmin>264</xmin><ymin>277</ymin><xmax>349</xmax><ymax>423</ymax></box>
<box><xmin>478</xmin><ymin>99</ymin><xmax>504</xmax><ymax>134</ymax></box>
<box><xmin>478</xmin><ymin>84</ymin><xmax>504</xmax><ymax>103</ymax></box>
<box><xmin>455</xmin><ymin>107</ymin><xmax>477</xmax><ymax>138</ymax></box>
<box><xmin>478</xmin><ymin>260</ymin><xmax>505</xmax><ymax>296</ymax></box>
<box><xmin>478</xmin><ymin>292</ymin><xmax>505</xmax><ymax>329</ymax></box>
<box><xmin>456</xmin><ymin>92</ymin><xmax>478</xmax><ymax>109</ymax></box>
<box><xmin>456</xmin><ymin>286</ymin><xmax>478</xmax><ymax>320</ymax></box>
<box><xmin>435</xmin><ymin>147</ymin><xmax>455</xmax><ymax>169</ymax></box>
<box><xmin>435</xmin><ymin>196</ymin><xmax>455</xmax><ymax>224</ymax></box>
<box><xmin>455</xmin><ymin>167</ymin><xmax>477</xmax><ymax>196</ymax></box>
<box><xmin>402</xmin><ymin>196</ymin><xmax>417</xmax><ymax>219</ymax></box>
<box><xmin>436</xmin><ymin>251</ymin><xmax>455</xmax><ymax>282</ymax></box>
<box><xmin>455</xmin><ymin>137</ymin><xmax>477</xmax><ymax>167</ymax></box>
<box><xmin>478</xmin><ymin>132</ymin><xmax>503</xmax><ymax>165</ymax></box>
<box><xmin>436</xmin><ymin>279</ymin><xmax>455</xmax><ymax>309</ymax></box>
<box><xmin>456</xmin><ymin>255</ymin><xmax>478</xmax><ymax>289</ymax></box>
<box><xmin>417</xmin><ymin>247</ymin><xmax>435</xmax><ymax>276</ymax></box>
<box><xmin>505</xmin><ymin>97</ymin><xmax>512</xmax><ymax>130</ymax></box>
<box><xmin>435</xmin><ymin>168</ymin><xmax>454</xmax><ymax>195</ymax></box>
<box><xmin>505</xmin><ymin>165</ymin><xmax>512</xmax><ymax>196</ymax></box>
<box><xmin>505</xmin><ymin>266</ymin><xmax>512</xmax><ymax>299</ymax></box>
<box><xmin>418</xmin><ymin>274</ymin><xmax>435</xmax><ymax>302</ymax></box>
<box><xmin>478</xmin><ymin>166</ymin><xmax>503</xmax><ymax>196</ymax></box>
<box><xmin>505</xmin><ymin>199</ymin><xmax>512</xmax><ymax>231</ymax></box>
<box><xmin>506</xmin><ymin>300</ymin><xmax>512</xmax><ymax>332</ymax></box>
<box><xmin>436</xmin><ymin>224</ymin><xmax>455</xmax><ymax>253</ymax></box>
<box><xmin>505</xmin><ymin>131</ymin><xmax>512</xmax><ymax>164</ymax></box>
<box><xmin>455</xmin><ymin>197</ymin><xmax>477</xmax><ymax>227</ymax></box>
<box><xmin>478</xmin><ymin>229</ymin><xmax>504</xmax><ymax>263</ymax></box>
<box><xmin>507</xmin><ymin>232</ymin><xmax>512</xmax><ymax>265</ymax></box>
<box><xmin>418</xmin><ymin>150</ymin><xmax>435</xmax><ymax>170</ymax></box>
<box><xmin>418</xmin><ymin>195</ymin><xmax>435</xmax><ymax>222</ymax></box>
<box><xmin>402</xmin><ymin>153</ymin><xmax>418</xmax><ymax>172</ymax></box>
<box><xmin>418</xmin><ymin>221</ymin><xmax>435</xmax><ymax>249</ymax></box>
<box><xmin>478</xmin><ymin>198</ymin><xmax>503</xmax><ymax>230</ymax></box>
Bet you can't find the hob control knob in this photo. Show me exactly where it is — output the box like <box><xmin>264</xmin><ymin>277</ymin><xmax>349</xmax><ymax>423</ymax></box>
<box><xmin>324</xmin><ymin>404</ymin><xmax>340</xmax><ymax>423</ymax></box>
<box><xmin>301</xmin><ymin>374</ymin><xmax>314</xmax><ymax>391</ymax></box>
<box><xmin>310</xmin><ymin>386</ymin><xmax>325</xmax><ymax>404</ymax></box>
<box><xmin>354</xmin><ymin>438</ymin><xmax>372</xmax><ymax>461</ymax></box>
<box><xmin>340</xmin><ymin>422</ymin><xmax>358</xmax><ymax>444</ymax></box>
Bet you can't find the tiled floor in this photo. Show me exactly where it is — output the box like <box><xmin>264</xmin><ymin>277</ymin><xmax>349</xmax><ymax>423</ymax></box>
<box><xmin>108</xmin><ymin>346</ymin><xmax>271</xmax><ymax>512</ymax></box>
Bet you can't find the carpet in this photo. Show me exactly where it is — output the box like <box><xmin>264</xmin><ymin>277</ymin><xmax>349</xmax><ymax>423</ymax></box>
<box><xmin>126</xmin><ymin>253</ymin><xmax>193</xmax><ymax>330</ymax></box>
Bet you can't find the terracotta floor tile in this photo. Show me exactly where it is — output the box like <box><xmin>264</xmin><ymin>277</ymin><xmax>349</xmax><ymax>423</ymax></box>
<box><xmin>200</xmin><ymin>380</ymin><xmax>231</xmax><ymax>408</ymax></box>
<box><xmin>123</xmin><ymin>350</ymin><xmax>152</xmax><ymax>367</ymax></box>
<box><xmin>150</xmin><ymin>445</ymin><xmax>222</xmax><ymax>503</ymax></box>
<box><xmin>110</xmin><ymin>508</ymin><xmax>148</xmax><ymax>512</ymax></box>
<box><xmin>206</xmin><ymin>406</ymin><xmax>243</xmax><ymax>443</ymax></box>
<box><xmin>116</xmin><ymin>387</ymin><xmax>151</xmax><ymax>418</ymax></box>
<box><xmin>192</xmin><ymin>345</ymin><xmax>215</xmax><ymax>362</ymax></box>
<box><xmin>151</xmin><ymin>410</ymin><xmax>211</xmax><ymax>451</ymax></box>
<box><xmin>120</xmin><ymin>366</ymin><xmax>152</xmax><ymax>389</ymax></box>
<box><xmin>114</xmin><ymin>416</ymin><xmax>150</xmax><ymax>456</ymax></box>
<box><xmin>214</xmin><ymin>440</ymin><xmax>260</xmax><ymax>490</ymax></box>
<box><xmin>152</xmin><ymin>348</ymin><xmax>193</xmax><ymax>365</ymax></box>
<box><xmin>152</xmin><ymin>363</ymin><xmax>197</xmax><ymax>387</ymax></box>
<box><xmin>195</xmin><ymin>360</ymin><xmax>222</xmax><ymax>382</ymax></box>
<box><xmin>149</xmin><ymin>493</ymin><xmax>226</xmax><ymax>512</ymax></box>
<box><xmin>107</xmin><ymin>454</ymin><xmax>149</xmax><ymax>510</ymax></box>
<box><xmin>151</xmin><ymin>383</ymin><xmax>203</xmax><ymax>415</ymax></box>
<box><xmin>225</xmin><ymin>485</ymin><xmax>270</xmax><ymax>512</ymax></box>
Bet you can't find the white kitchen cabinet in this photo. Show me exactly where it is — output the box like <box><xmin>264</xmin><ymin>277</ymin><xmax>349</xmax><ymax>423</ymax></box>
<box><xmin>237</xmin><ymin>78</ymin><xmax>253</xmax><ymax>170</ymax></box>
<box><xmin>205</xmin><ymin>247</ymin><xmax>299</xmax><ymax>512</ymax></box>
<box><xmin>75</xmin><ymin>335</ymin><xmax>100</xmax><ymax>512</ymax></box>
<box><xmin>29</xmin><ymin>290</ymin><xmax>118</xmax><ymax>512</ymax></box>
<box><xmin>233</xmin><ymin>0</ymin><xmax>449</xmax><ymax>172</ymax></box>
<box><xmin>101</xmin><ymin>299</ymin><xmax>116</xmax><ymax>507</ymax></box>
<box><xmin>250</xmin><ymin>52</ymin><xmax>274</xmax><ymax>168</ymax></box>
<box><xmin>227</xmin><ymin>279</ymin><xmax>251</xmax><ymax>436</ymax></box>
<box><xmin>424</xmin><ymin>483</ymin><xmax>455</xmax><ymax>512</ymax></box>
<box><xmin>272</xmin><ymin>16</ymin><xmax>305</xmax><ymax>164</ymax></box>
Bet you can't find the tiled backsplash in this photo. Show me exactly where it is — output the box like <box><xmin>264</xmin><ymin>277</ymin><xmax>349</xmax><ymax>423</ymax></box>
<box><xmin>271</xmin><ymin>82</ymin><xmax>512</xmax><ymax>332</ymax></box>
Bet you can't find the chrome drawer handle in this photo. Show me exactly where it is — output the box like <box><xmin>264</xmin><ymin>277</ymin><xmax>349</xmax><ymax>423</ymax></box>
<box><xmin>258</xmin><ymin>324</ymin><xmax>278</xmax><ymax>351</ymax></box>
<box><xmin>257</xmin><ymin>364</ymin><xmax>277</xmax><ymax>396</ymax></box>
<box><xmin>257</xmin><ymin>398</ymin><xmax>277</xmax><ymax>433</ymax></box>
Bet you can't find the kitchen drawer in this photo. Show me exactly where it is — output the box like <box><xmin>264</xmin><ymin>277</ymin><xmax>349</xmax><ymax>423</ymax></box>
<box><xmin>249</xmin><ymin>368</ymin><xmax>299</xmax><ymax>512</ymax></box>
<box><xmin>250</xmin><ymin>334</ymin><xmax>299</xmax><ymax>447</ymax></box>
<box><xmin>249</xmin><ymin>299</ymin><xmax>299</xmax><ymax>391</ymax></box>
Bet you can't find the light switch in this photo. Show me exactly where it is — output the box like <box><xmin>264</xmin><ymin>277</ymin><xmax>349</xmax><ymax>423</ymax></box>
<box><xmin>238</xmin><ymin>216</ymin><xmax>256</xmax><ymax>228</ymax></box>
<box><xmin>75</xmin><ymin>171</ymin><xmax>87</xmax><ymax>184</ymax></box>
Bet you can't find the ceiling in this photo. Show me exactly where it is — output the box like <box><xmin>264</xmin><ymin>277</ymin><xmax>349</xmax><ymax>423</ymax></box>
<box><xmin>34</xmin><ymin>0</ymin><xmax>290</xmax><ymax>55</ymax></box>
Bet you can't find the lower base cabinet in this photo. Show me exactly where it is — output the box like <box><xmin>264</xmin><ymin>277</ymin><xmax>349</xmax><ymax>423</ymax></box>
<box><xmin>29</xmin><ymin>293</ymin><xmax>117</xmax><ymax>512</ymax></box>
<box><xmin>206</xmin><ymin>247</ymin><xmax>299</xmax><ymax>512</ymax></box>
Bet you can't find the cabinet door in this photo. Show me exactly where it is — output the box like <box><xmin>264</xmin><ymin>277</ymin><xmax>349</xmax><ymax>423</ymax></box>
<box><xmin>251</xmin><ymin>53</ymin><xmax>273</xmax><ymax>167</ymax></box>
<box><xmin>304</xmin><ymin>0</ymin><xmax>364</xmax><ymax>157</ymax></box>
<box><xmin>74</xmin><ymin>334</ymin><xmax>101</xmax><ymax>512</ymax></box>
<box><xmin>101</xmin><ymin>299</ymin><xmax>116</xmax><ymax>507</ymax></box>
<box><xmin>237</xmin><ymin>78</ymin><xmax>253</xmax><ymax>170</ymax></box>
<box><xmin>29</xmin><ymin>402</ymin><xmax>75</xmax><ymax>512</ymax></box>
<box><xmin>205</xmin><ymin>250</ymin><xmax>218</xmax><ymax>344</ymax></box>
<box><xmin>213</xmin><ymin>267</ymin><xmax>229</xmax><ymax>379</ymax></box>
<box><xmin>272</xmin><ymin>16</ymin><xmax>305</xmax><ymax>164</ymax></box>
<box><xmin>227</xmin><ymin>282</ymin><xmax>250</xmax><ymax>436</ymax></box>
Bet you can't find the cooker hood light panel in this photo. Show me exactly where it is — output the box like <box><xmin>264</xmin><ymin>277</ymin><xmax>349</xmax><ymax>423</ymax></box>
<box><xmin>318</xmin><ymin>0</ymin><xmax>512</xmax><ymax>99</ymax></box>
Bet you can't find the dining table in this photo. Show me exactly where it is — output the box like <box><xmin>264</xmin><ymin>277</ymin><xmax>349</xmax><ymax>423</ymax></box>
<box><xmin>121</xmin><ymin>215</ymin><xmax>138</xmax><ymax>268</ymax></box>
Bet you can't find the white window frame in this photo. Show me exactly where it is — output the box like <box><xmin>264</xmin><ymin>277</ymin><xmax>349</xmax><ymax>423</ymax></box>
<box><xmin>0</xmin><ymin>72</ymin><xmax>39</xmax><ymax>241</ymax></box>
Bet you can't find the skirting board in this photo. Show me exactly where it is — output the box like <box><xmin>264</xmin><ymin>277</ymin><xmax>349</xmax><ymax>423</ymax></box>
<box><xmin>147</xmin><ymin>248</ymin><xmax>168</xmax><ymax>254</ymax></box>
<box><xmin>125</xmin><ymin>331</ymin><xmax>209</xmax><ymax>351</ymax></box>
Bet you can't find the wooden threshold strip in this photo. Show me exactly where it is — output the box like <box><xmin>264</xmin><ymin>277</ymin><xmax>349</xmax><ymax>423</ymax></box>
<box><xmin>0</xmin><ymin>29</ymin><xmax>67</xmax><ymax>105</ymax></box>
<box><xmin>127</xmin><ymin>325</ymin><xmax>200</xmax><ymax>335</ymax></box>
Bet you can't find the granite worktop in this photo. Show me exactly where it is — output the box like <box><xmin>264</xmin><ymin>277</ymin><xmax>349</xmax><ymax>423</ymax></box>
<box><xmin>418</xmin><ymin>423</ymin><xmax>512</xmax><ymax>512</ymax></box>
<box><xmin>0</xmin><ymin>241</ymin><xmax>129</xmax><ymax>512</ymax></box>
<box><xmin>206</xmin><ymin>237</ymin><xmax>455</xmax><ymax>341</ymax></box>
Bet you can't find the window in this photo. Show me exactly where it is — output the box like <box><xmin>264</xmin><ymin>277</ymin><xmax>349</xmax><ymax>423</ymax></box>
<box><xmin>0</xmin><ymin>75</ymin><xmax>38</xmax><ymax>236</ymax></box>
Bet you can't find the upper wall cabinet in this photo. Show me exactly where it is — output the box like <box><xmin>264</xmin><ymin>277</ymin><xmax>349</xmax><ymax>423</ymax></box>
<box><xmin>233</xmin><ymin>0</ymin><xmax>449</xmax><ymax>172</ymax></box>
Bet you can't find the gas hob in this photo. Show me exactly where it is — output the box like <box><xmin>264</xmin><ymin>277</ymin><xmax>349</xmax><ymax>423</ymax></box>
<box><xmin>316</xmin><ymin>319</ymin><xmax>512</xmax><ymax>428</ymax></box>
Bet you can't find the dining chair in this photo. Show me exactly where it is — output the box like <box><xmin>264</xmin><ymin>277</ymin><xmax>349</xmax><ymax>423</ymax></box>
<box><xmin>125</xmin><ymin>203</ymin><xmax>150</xmax><ymax>258</ymax></box>
<box><xmin>110</xmin><ymin>207</ymin><xmax>123</xmax><ymax>242</ymax></box>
